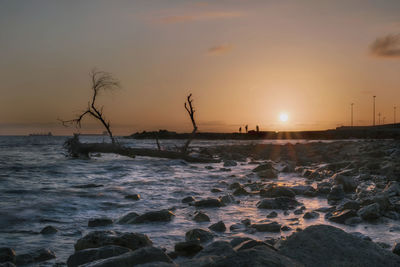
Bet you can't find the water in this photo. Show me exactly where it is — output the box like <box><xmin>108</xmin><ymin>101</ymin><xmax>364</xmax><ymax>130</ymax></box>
<box><xmin>0</xmin><ymin>136</ymin><xmax>399</xmax><ymax>265</ymax></box>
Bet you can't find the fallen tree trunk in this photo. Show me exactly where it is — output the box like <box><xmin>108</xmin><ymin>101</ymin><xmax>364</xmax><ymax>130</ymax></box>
<box><xmin>64</xmin><ymin>136</ymin><xmax>219</xmax><ymax>163</ymax></box>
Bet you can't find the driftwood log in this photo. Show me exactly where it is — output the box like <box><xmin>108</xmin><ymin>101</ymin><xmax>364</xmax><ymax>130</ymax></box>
<box><xmin>64</xmin><ymin>134</ymin><xmax>218</xmax><ymax>163</ymax></box>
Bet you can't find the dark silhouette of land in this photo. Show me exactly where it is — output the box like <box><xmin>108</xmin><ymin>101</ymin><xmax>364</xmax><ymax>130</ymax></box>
<box><xmin>128</xmin><ymin>124</ymin><xmax>400</xmax><ymax>140</ymax></box>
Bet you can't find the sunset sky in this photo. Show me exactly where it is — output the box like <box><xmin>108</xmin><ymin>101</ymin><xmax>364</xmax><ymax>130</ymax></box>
<box><xmin>1</xmin><ymin>0</ymin><xmax>400</xmax><ymax>135</ymax></box>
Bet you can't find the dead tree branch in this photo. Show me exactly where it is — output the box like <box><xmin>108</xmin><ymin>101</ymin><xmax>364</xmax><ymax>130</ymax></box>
<box><xmin>182</xmin><ymin>93</ymin><xmax>198</xmax><ymax>153</ymax></box>
<box><xmin>59</xmin><ymin>69</ymin><xmax>120</xmax><ymax>143</ymax></box>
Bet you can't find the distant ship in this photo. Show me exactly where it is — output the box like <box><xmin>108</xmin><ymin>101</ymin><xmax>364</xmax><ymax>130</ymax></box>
<box><xmin>29</xmin><ymin>132</ymin><xmax>53</xmax><ymax>136</ymax></box>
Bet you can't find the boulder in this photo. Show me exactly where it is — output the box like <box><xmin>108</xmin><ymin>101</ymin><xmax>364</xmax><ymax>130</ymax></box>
<box><xmin>336</xmin><ymin>199</ymin><xmax>360</xmax><ymax>211</ymax></box>
<box><xmin>233</xmin><ymin>187</ymin><xmax>249</xmax><ymax>196</ymax></box>
<box><xmin>74</xmin><ymin>231</ymin><xmax>152</xmax><ymax>251</ymax></box>
<box><xmin>193</xmin><ymin>211</ymin><xmax>210</xmax><ymax>222</ymax></box>
<box><xmin>16</xmin><ymin>248</ymin><xmax>56</xmax><ymax>266</ymax></box>
<box><xmin>192</xmin><ymin>198</ymin><xmax>223</xmax><ymax>208</ymax></box>
<box><xmin>219</xmin><ymin>194</ymin><xmax>236</xmax><ymax>205</ymax></box>
<box><xmin>67</xmin><ymin>245</ymin><xmax>131</xmax><ymax>267</ymax></box>
<box><xmin>234</xmin><ymin>240</ymin><xmax>274</xmax><ymax>251</ymax></box>
<box><xmin>260</xmin><ymin>186</ymin><xmax>295</xmax><ymax>198</ymax></box>
<box><xmin>327</xmin><ymin>185</ymin><xmax>345</xmax><ymax>201</ymax></box>
<box><xmin>174</xmin><ymin>241</ymin><xmax>203</xmax><ymax>257</ymax></box>
<box><xmin>252</xmin><ymin>163</ymin><xmax>275</xmax><ymax>172</ymax></box>
<box><xmin>125</xmin><ymin>194</ymin><xmax>140</xmax><ymax>201</ymax></box>
<box><xmin>223</xmin><ymin>160</ymin><xmax>237</xmax><ymax>167</ymax></box>
<box><xmin>267</xmin><ymin>211</ymin><xmax>278</xmax><ymax>218</ymax></box>
<box><xmin>257</xmin><ymin>197</ymin><xmax>300</xmax><ymax>210</ymax></box>
<box><xmin>251</xmin><ymin>222</ymin><xmax>281</xmax><ymax>232</ymax></box>
<box><xmin>327</xmin><ymin>209</ymin><xmax>358</xmax><ymax>224</ymax></box>
<box><xmin>279</xmin><ymin>224</ymin><xmax>400</xmax><ymax>267</ymax></box>
<box><xmin>208</xmin><ymin>221</ymin><xmax>226</xmax><ymax>232</ymax></box>
<box><xmin>0</xmin><ymin>248</ymin><xmax>16</xmax><ymax>264</ymax></box>
<box><xmin>332</xmin><ymin>173</ymin><xmax>356</xmax><ymax>192</ymax></box>
<box><xmin>257</xmin><ymin>169</ymin><xmax>278</xmax><ymax>179</ymax></box>
<box><xmin>118</xmin><ymin>212</ymin><xmax>139</xmax><ymax>224</ymax></box>
<box><xmin>185</xmin><ymin>229</ymin><xmax>214</xmax><ymax>243</ymax></box>
<box><xmin>182</xmin><ymin>196</ymin><xmax>195</xmax><ymax>203</ymax></box>
<box><xmin>40</xmin><ymin>225</ymin><xmax>58</xmax><ymax>235</ymax></box>
<box><xmin>393</xmin><ymin>242</ymin><xmax>400</xmax><ymax>256</ymax></box>
<box><xmin>132</xmin><ymin>210</ymin><xmax>175</xmax><ymax>223</ymax></box>
<box><xmin>194</xmin><ymin>241</ymin><xmax>234</xmax><ymax>258</ymax></box>
<box><xmin>303</xmin><ymin>211</ymin><xmax>319</xmax><ymax>219</ymax></box>
<box><xmin>81</xmin><ymin>247</ymin><xmax>172</xmax><ymax>267</ymax></box>
<box><xmin>290</xmin><ymin>185</ymin><xmax>316</xmax><ymax>196</ymax></box>
<box><xmin>88</xmin><ymin>218</ymin><xmax>113</xmax><ymax>227</ymax></box>
<box><xmin>358</xmin><ymin>203</ymin><xmax>380</xmax><ymax>220</ymax></box>
<box><xmin>383</xmin><ymin>182</ymin><xmax>400</xmax><ymax>197</ymax></box>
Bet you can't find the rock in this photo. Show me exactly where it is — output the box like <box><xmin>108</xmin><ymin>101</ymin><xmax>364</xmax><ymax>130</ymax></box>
<box><xmin>350</xmin><ymin>232</ymin><xmax>372</xmax><ymax>241</ymax></box>
<box><xmin>234</xmin><ymin>240</ymin><xmax>274</xmax><ymax>251</ymax></box>
<box><xmin>192</xmin><ymin>198</ymin><xmax>223</xmax><ymax>208</ymax></box>
<box><xmin>293</xmin><ymin>207</ymin><xmax>305</xmax><ymax>215</ymax></box>
<box><xmin>0</xmin><ymin>263</ymin><xmax>16</xmax><ymax>267</ymax></box>
<box><xmin>383</xmin><ymin>182</ymin><xmax>400</xmax><ymax>197</ymax></box>
<box><xmin>332</xmin><ymin>173</ymin><xmax>356</xmax><ymax>192</ymax></box>
<box><xmin>132</xmin><ymin>210</ymin><xmax>175</xmax><ymax>223</ymax></box>
<box><xmin>81</xmin><ymin>247</ymin><xmax>172</xmax><ymax>267</ymax></box>
<box><xmin>223</xmin><ymin>160</ymin><xmax>237</xmax><ymax>167</ymax></box>
<box><xmin>241</xmin><ymin>218</ymin><xmax>251</xmax><ymax>226</ymax></box>
<box><xmin>118</xmin><ymin>212</ymin><xmax>139</xmax><ymax>224</ymax></box>
<box><xmin>356</xmin><ymin>181</ymin><xmax>377</xmax><ymax>199</ymax></box>
<box><xmin>327</xmin><ymin>209</ymin><xmax>358</xmax><ymax>224</ymax></box>
<box><xmin>16</xmin><ymin>248</ymin><xmax>56</xmax><ymax>266</ymax></box>
<box><xmin>182</xmin><ymin>196</ymin><xmax>195</xmax><ymax>203</ymax></box>
<box><xmin>0</xmin><ymin>248</ymin><xmax>16</xmax><ymax>264</ymax></box>
<box><xmin>393</xmin><ymin>242</ymin><xmax>400</xmax><ymax>256</ymax></box>
<box><xmin>88</xmin><ymin>218</ymin><xmax>114</xmax><ymax>227</ymax></box>
<box><xmin>336</xmin><ymin>199</ymin><xmax>360</xmax><ymax>211</ymax></box>
<box><xmin>229</xmin><ymin>223</ymin><xmax>245</xmax><ymax>231</ymax></box>
<box><xmin>257</xmin><ymin>197</ymin><xmax>300</xmax><ymax>210</ymax></box>
<box><xmin>174</xmin><ymin>241</ymin><xmax>203</xmax><ymax>257</ymax></box>
<box><xmin>230</xmin><ymin>237</ymin><xmax>253</xmax><ymax>247</ymax></box>
<box><xmin>279</xmin><ymin>224</ymin><xmax>400</xmax><ymax>267</ymax></box>
<box><xmin>358</xmin><ymin>203</ymin><xmax>380</xmax><ymax>220</ymax></box>
<box><xmin>344</xmin><ymin>216</ymin><xmax>363</xmax><ymax>225</ymax></box>
<box><xmin>257</xmin><ymin>169</ymin><xmax>278</xmax><ymax>179</ymax></box>
<box><xmin>303</xmin><ymin>211</ymin><xmax>319</xmax><ymax>219</ymax></box>
<box><xmin>233</xmin><ymin>187</ymin><xmax>249</xmax><ymax>196</ymax></box>
<box><xmin>40</xmin><ymin>225</ymin><xmax>58</xmax><ymax>235</ymax></box>
<box><xmin>67</xmin><ymin>245</ymin><xmax>131</xmax><ymax>267</ymax></box>
<box><xmin>74</xmin><ymin>231</ymin><xmax>152</xmax><ymax>251</ymax></box>
<box><xmin>316</xmin><ymin>182</ymin><xmax>331</xmax><ymax>194</ymax></box>
<box><xmin>266</xmin><ymin>211</ymin><xmax>278</xmax><ymax>218</ymax></box>
<box><xmin>219</xmin><ymin>194</ymin><xmax>236</xmax><ymax>205</ymax></box>
<box><xmin>125</xmin><ymin>194</ymin><xmax>140</xmax><ymax>201</ymax></box>
<box><xmin>210</xmin><ymin>188</ymin><xmax>222</xmax><ymax>193</ymax></box>
<box><xmin>185</xmin><ymin>229</ymin><xmax>214</xmax><ymax>243</ymax></box>
<box><xmin>208</xmin><ymin>221</ymin><xmax>226</xmax><ymax>232</ymax></box>
<box><xmin>193</xmin><ymin>211</ymin><xmax>210</xmax><ymax>222</ymax></box>
<box><xmin>228</xmin><ymin>182</ymin><xmax>242</xmax><ymax>190</ymax></box>
<box><xmin>252</xmin><ymin>163</ymin><xmax>275</xmax><ymax>172</ymax></box>
<box><xmin>290</xmin><ymin>185</ymin><xmax>316</xmax><ymax>196</ymax></box>
<box><xmin>260</xmin><ymin>186</ymin><xmax>295</xmax><ymax>198</ymax></box>
<box><xmin>194</xmin><ymin>241</ymin><xmax>234</xmax><ymax>258</ymax></box>
<box><xmin>327</xmin><ymin>185</ymin><xmax>345</xmax><ymax>201</ymax></box>
<box><xmin>251</xmin><ymin>222</ymin><xmax>281</xmax><ymax>232</ymax></box>
<box><xmin>281</xmin><ymin>226</ymin><xmax>291</xmax><ymax>231</ymax></box>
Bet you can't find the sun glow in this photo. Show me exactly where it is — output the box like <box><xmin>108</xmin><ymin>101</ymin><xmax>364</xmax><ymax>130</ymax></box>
<box><xmin>279</xmin><ymin>113</ymin><xmax>289</xmax><ymax>122</ymax></box>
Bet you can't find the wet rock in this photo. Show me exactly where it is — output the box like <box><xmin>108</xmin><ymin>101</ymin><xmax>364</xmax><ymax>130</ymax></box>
<box><xmin>279</xmin><ymin>224</ymin><xmax>400</xmax><ymax>267</ymax></box>
<box><xmin>257</xmin><ymin>169</ymin><xmax>278</xmax><ymax>179</ymax></box>
<box><xmin>383</xmin><ymin>181</ymin><xmax>400</xmax><ymax>197</ymax></box>
<box><xmin>241</xmin><ymin>219</ymin><xmax>251</xmax><ymax>226</ymax></box>
<box><xmin>228</xmin><ymin>182</ymin><xmax>242</xmax><ymax>190</ymax></box>
<box><xmin>316</xmin><ymin>182</ymin><xmax>331</xmax><ymax>194</ymax></box>
<box><xmin>210</xmin><ymin>188</ymin><xmax>222</xmax><ymax>193</ymax></box>
<box><xmin>208</xmin><ymin>221</ymin><xmax>226</xmax><ymax>232</ymax></box>
<box><xmin>291</xmin><ymin>185</ymin><xmax>316</xmax><ymax>196</ymax></box>
<box><xmin>0</xmin><ymin>248</ymin><xmax>16</xmax><ymax>264</ymax></box>
<box><xmin>118</xmin><ymin>212</ymin><xmax>139</xmax><ymax>224</ymax></box>
<box><xmin>266</xmin><ymin>211</ymin><xmax>278</xmax><ymax>218</ymax></box>
<box><xmin>192</xmin><ymin>198</ymin><xmax>223</xmax><ymax>208</ymax></box>
<box><xmin>252</xmin><ymin>163</ymin><xmax>275</xmax><ymax>172</ymax></box>
<box><xmin>181</xmin><ymin>196</ymin><xmax>195</xmax><ymax>203</ymax></box>
<box><xmin>260</xmin><ymin>186</ymin><xmax>295</xmax><ymax>198</ymax></box>
<box><xmin>16</xmin><ymin>248</ymin><xmax>56</xmax><ymax>266</ymax></box>
<box><xmin>281</xmin><ymin>226</ymin><xmax>292</xmax><ymax>231</ymax></box>
<box><xmin>257</xmin><ymin>197</ymin><xmax>300</xmax><ymax>210</ymax></box>
<box><xmin>356</xmin><ymin>181</ymin><xmax>377</xmax><ymax>199</ymax></box>
<box><xmin>230</xmin><ymin>237</ymin><xmax>253</xmax><ymax>247</ymax></box>
<box><xmin>193</xmin><ymin>211</ymin><xmax>210</xmax><ymax>222</ymax></box>
<box><xmin>88</xmin><ymin>218</ymin><xmax>113</xmax><ymax>227</ymax></box>
<box><xmin>344</xmin><ymin>216</ymin><xmax>363</xmax><ymax>225</ymax></box>
<box><xmin>327</xmin><ymin>209</ymin><xmax>358</xmax><ymax>224</ymax></box>
<box><xmin>393</xmin><ymin>242</ymin><xmax>400</xmax><ymax>256</ymax></box>
<box><xmin>132</xmin><ymin>210</ymin><xmax>175</xmax><ymax>223</ymax></box>
<box><xmin>67</xmin><ymin>245</ymin><xmax>131</xmax><ymax>267</ymax></box>
<box><xmin>74</xmin><ymin>231</ymin><xmax>152</xmax><ymax>251</ymax></box>
<box><xmin>336</xmin><ymin>199</ymin><xmax>360</xmax><ymax>211</ymax></box>
<box><xmin>194</xmin><ymin>241</ymin><xmax>234</xmax><ymax>258</ymax></box>
<box><xmin>293</xmin><ymin>206</ymin><xmax>305</xmax><ymax>215</ymax></box>
<box><xmin>125</xmin><ymin>194</ymin><xmax>140</xmax><ymax>201</ymax></box>
<box><xmin>350</xmin><ymin>232</ymin><xmax>372</xmax><ymax>241</ymax></box>
<box><xmin>223</xmin><ymin>160</ymin><xmax>237</xmax><ymax>167</ymax></box>
<box><xmin>251</xmin><ymin>222</ymin><xmax>281</xmax><ymax>232</ymax></box>
<box><xmin>40</xmin><ymin>225</ymin><xmax>58</xmax><ymax>235</ymax></box>
<box><xmin>233</xmin><ymin>187</ymin><xmax>249</xmax><ymax>196</ymax></box>
<box><xmin>229</xmin><ymin>223</ymin><xmax>245</xmax><ymax>231</ymax></box>
<box><xmin>314</xmin><ymin>206</ymin><xmax>336</xmax><ymax>213</ymax></box>
<box><xmin>81</xmin><ymin>247</ymin><xmax>172</xmax><ymax>267</ymax></box>
<box><xmin>185</xmin><ymin>229</ymin><xmax>214</xmax><ymax>243</ymax></box>
<box><xmin>358</xmin><ymin>203</ymin><xmax>380</xmax><ymax>220</ymax></box>
<box><xmin>219</xmin><ymin>194</ymin><xmax>236</xmax><ymax>205</ymax></box>
<box><xmin>327</xmin><ymin>184</ymin><xmax>345</xmax><ymax>201</ymax></box>
<box><xmin>174</xmin><ymin>241</ymin><xmax>203</xmax><ymax>257</ymax></box>
<box><xmin>303</xmin><ymin>211</ymin><xmax>319</xmax><ymax>219</ymax></box>
<box><xmin>333</xmin><ymin>173</ymin><xmax>357</xmax><ymax>192</ymax></box>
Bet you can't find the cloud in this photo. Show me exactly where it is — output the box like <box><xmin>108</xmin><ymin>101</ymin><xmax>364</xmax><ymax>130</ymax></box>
<box><xmin>208</xmin><ymin>44</ymin><xmax>232</xmax><ymax>55</ymax></box>
<box><xmin>161</xmin><ymin>11</ymin><xmax>243</xmax><ymax>24</ymax></box>
<box><xmin>370</xmin><ymin>34</ymin><xmax>400</xmax><ymax>58</ymax></box>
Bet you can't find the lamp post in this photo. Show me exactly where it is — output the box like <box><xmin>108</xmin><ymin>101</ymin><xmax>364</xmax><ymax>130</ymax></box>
<box><xmin>378</xmin><ymin>112</ymin><xmax>381</xmax><ymax>125</ymax></box>
<box><xmin>373</xmin><ymin>96</ymin><xmax>376</xmax><ymax>126</ymax></box>
<box><xmin>351</xmin><ymin>103</ymin><xmax>354</xmax><ymax>127</ymax></box>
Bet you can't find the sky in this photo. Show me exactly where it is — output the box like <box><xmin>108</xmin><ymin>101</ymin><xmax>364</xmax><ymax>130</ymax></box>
<box><xmin>0</xmin><ymin>0</ymin><xmax>400</xmax><ymax>135</ymax></box>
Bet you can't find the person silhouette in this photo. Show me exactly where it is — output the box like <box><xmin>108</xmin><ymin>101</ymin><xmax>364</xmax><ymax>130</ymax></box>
<box><xmin>239</xmin><ymin>127</ymin><xmax>242</xmax><ymax>133</ymax></box>
<box><xmin>245</xmin><ymin>125</ymin><xmax>248</xmax><ymax>133</ymax></box>
<box><xmin>256</xmin><ymin>125</ymin><xmax>259</xmax><ymax>132</ymax></box>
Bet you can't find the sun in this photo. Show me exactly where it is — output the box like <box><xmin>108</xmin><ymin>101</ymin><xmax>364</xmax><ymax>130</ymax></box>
<box><xmin>279</xmin><ymin>113</ymin><xmax>289</xmax><ymax>122</ymax></box>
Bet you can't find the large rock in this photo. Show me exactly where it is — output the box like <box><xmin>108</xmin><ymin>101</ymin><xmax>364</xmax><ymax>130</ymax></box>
<box><xmin>16</xmin><ymin>248</ymin><xmax>56</xmax><ymax>266</ymax></box>
<box><xmin>358</xmin><ymin>203</ymin><xmax>380</xmax><ymax>220</ymax></box>
<box><xmin>257</xmin><ymin>169</ymin><xmax>278</xmax><ymax>179</ymax></box>
<box><xmin>67</xmin><ymin>245</ymin><xmax>131</xmax><ymax>267</ymax></box>
<box><xmin>208</xmin><ymin>221</ymin><xmax>226</xmax><ymax>232</ymax></box>
<box><xmin>327</xmin><ymin>185</ymin><xmax>345</xmax><ymax>201</ymax></box>
<box><xmin>193</xmin><ymin>211</ymin><xmax>210</xmax><ymax>222</ymax></box>
<box><xmin>88</xmin><ymin>218</ymin><xmax>113</xmax><ymax>227</ymax></box>
<box><xmin>332</xmin><ymin>173</ymin><xmax>356</xmax><ymax>192</ymax></box>
<box><xmin>81</xmin><ymin>247</ymin><xmax>173</xmax><ymax>267</ymax></box>
<box><xmin>40</xmin><ymin>225</ymin><xmax>58</xmax><ymax>234</ymax></box>
<box><xmin>257</xmin><ymin>197</ymin><xmax>300</xmax><ymax>210</ymax></box>
<box><xmin>174</xmin><ymin>241</ymin><xmax>203</xmax><ymax>257</ymax></box>
<box><xmin>185</xmin><ymin>229</ymin><xmax>214</xmax><ymax>243</ymax></box>
<box><xmin>393</xmin><ymin>242</ymin><xmax>400</xmax><ymax>256</ymax></box>
<box><xmin>132</xmin><ymin>210</ymin><xmax>175</xmax><ymax>223</ymax></box>
<box><xmin>279</xmin><ymin>224</ymin><xmax>400</xmax><ymax>267</ymax></box>
<box><xmin>118</xmin><ymin>212</ymin><xmax>139</xmax><ymax>224</ymax></box>
<box><xmin>192</xmin><ymin>198</ymin><xmax>223</xmax><ymax>208</ymax></box>
<box><xmin>251</xmin><ymin>222</ymin><xmax>281</xmax><ymax>232</ymax></box>
<box><xmin>260</xmin><ymin>186</ymin><xmax>296</xmax><ymax>198</ymax></box>
<box><xmin>0</xmin><ymin>248</ymin><xmax>15</xmax><ymax>264</ymax></box>
<box><xmin>74</xmin><ymin>231</ymin><xmax>152</xmax><ymax>251</ymax></box>
<box><xmin>326</xmin><ymin>209</ymin><xmax>358</xmax><ymax>224</ymax></box>
<box><xmin>383</xmin><ymin>182</ymin><xmax>400</xmax><ymax>197</ymax></box>
<box><xmin>252</xmin><ymin>163</ymin><xmax>275</xmax><ymax>172</ymax></box>
<box><xmin>194</xmin><ymin>241</ymin><xmax>235</xmax><ymax>258</ymax></box>
<box><xmin>290</xmin><ymin>185</ymin><xmax>316</xmax><ymax>196</ymax></box>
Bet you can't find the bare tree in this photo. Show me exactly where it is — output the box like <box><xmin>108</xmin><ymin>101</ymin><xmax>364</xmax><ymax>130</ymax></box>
<box><xmin>60</xmin><ymin>69</ymin><xmax>120</xmax><ymax>143</ymax></box>
<box><xmin>182</xmin><ymin>94</ymin><xmax>198</xmax><ymax>153</ymax></box>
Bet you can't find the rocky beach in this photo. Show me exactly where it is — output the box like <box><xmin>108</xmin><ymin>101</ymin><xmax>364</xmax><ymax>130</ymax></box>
<box><xmin>1</xmin><ymin>137</ymin><xmax>400</xmax><ymax>266</ymax></box>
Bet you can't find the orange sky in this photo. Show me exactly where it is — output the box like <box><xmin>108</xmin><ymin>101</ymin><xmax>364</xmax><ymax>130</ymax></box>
<box><xmin>1</xmin><ymin>0</ymin><xmax>400</xmax><ymax>135</ymax></box>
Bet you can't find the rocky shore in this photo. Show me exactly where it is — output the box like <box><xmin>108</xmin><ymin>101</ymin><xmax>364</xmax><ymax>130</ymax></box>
<box><xmin>1</xmin><ymin>139</ymin><xmax>400</xmax><ymax>266</ymax></box>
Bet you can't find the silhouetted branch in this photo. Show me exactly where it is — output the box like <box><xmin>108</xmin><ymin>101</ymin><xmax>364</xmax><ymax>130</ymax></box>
<box><xmin>182</xmin><ymin>93</ymin><xmax>198</xmax><ymax>153</ymax></box>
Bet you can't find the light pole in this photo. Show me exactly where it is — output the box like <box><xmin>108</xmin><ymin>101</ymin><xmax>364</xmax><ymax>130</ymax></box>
<box><xmin>395</xmin><ymin>106</ymin><xmax>397</xmax><ymax>125</ymax></box>
<box><xmin>351</xmin><ymin>103</ymin><xmax>354</xmax><ymax>127</ymax></box>
<box><xmin>378</xmin><ymin>112</ymin><xmax>381</xmax><ymax>125</ymax></box>
<box><xmin>373</xmin><ymin>96</ymin><xmax>376</xmax><ymax>126</ymax></box>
